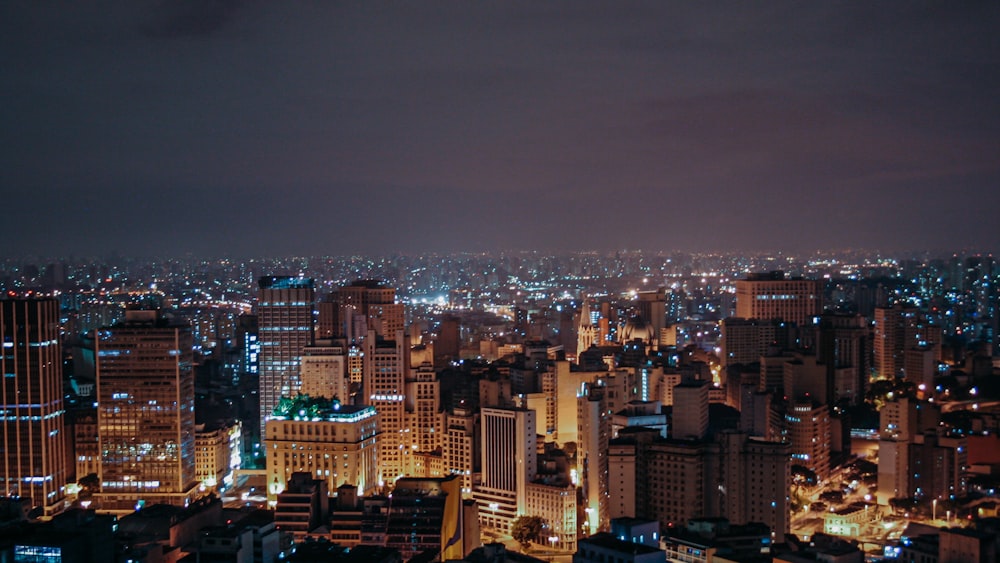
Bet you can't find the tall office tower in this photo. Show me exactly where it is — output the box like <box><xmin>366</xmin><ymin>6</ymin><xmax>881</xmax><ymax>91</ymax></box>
<box><xmin>720</xmin><ymin>317</ymin><xmax>793</xmax><ymax>368</ymax></box>
<box><xmin>874</xmin><ymin>304</ymin><xmax>941</xmax><ymax>381</ymax></box>
<box><xmin>363</xmin><ymin>330</ymin><xmax>410</xmax><ymax>484</ymax></box>
<box><xmin>735</xmin><ymin>271</ymin><xmax>823</xmax><ymax>327</ymax></box>
<box><xmin>406</xmin><ymin>344</ymin><xmax>441</xmax><ymax>467</ymax></box>
<box><xmin>672</xmin><ymin>380</ymin><xmax>709</xmax><ymax>440</ymax></box>
<box><xmin>578</xmin><ymin>383</ymin><xmax>610</xmax><ymax>535</ymax></box>
<box><xmin>265</xmin><ymin>397</ymin><xmax>380</xmax><ymax>500</ymax></box>
<box><xmin>784</xmin><ymin>400</ymin><xmax>831</xmax><ymax>479</ymax></box>
<box><xmin>875</xmin><ymin>397</ymin><xmax>932</xmax><ymax>505</ymax></box>
<box><xmin>257</xmin><ymin>276</ymin><xmax>315</xmax><ymax>435</ymax></box>
<box><xmin>909</xmin><ymin>432</ymin><xmax>968</xmax><ymax>503</ymax></box>
<box><xmin>635</xmin><ymin>289</ymin><xmax>667</xmax><ymax>336</ymax></box>
<box><xmin>714</xmin><ymin>431</ymin><xmax>791</xmax><ymax>543</ymax></box>
<box><xmin>319</xmin><ymin>280</ymin><xmax>403</xmax><ymax>341</ymax></box>
<box><xmin>739</xmin><ymin>385</ymin><xmax>776</xmax><ymax>441</ymax></box>
<box><xmin>474</xmin><ymin>407</ymin><xmax>536</xmax><ymax>534</ymax></box>
<box><xmin>94</xmin><ymin>309</ymin><xmax>198</xmax><ymax>511</ymax></box>
<box><xmin>645</xmin><ymin>440</ymin><xmax>707</xmax><ymax>527</ymax></box>
<box><xmin>608</xmin><ymin>428</ymin><xmax>659</xmax><ymax>520</ymax></box>
<box><xmin>299</xmin><ymin>344</ymin><xmax>348</xmax><ymax>402</ymax></box>
<box><xmin>444</xmin><ymin>407</ymin><xmax>479</xmax><ymax>497</ymax></box>
<box><xmin>817</xmin><ymin>313</ymin><xmax>870</xmax><ymax>405</ymax></box>
<box><xmin>0</xmin><ymin>298</ymin><xmax>68</xmax><ymax>515</ymax></box>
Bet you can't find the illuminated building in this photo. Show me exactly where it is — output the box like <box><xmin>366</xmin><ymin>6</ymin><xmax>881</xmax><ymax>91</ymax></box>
<box><xmin>257</xmin><ymin>276</ymin><xmax>315</xmax><ymax>435</ymax></box>
<box><xmin>444</xmin><ymin>406</ymin><xmax>478</xmax><ymax>496</ymax></box>
<box><xmin>265</xmin><ymin>396</ymin><xmax>380</xmax><ymax>501</ymax></box>
<box><xmin>735</xmin><ymin>271</ymin><xmax>823</xmax><ymax>327</ymax></box>
<box><xmin>405</xmin><ymin>344</ymin><xmax>442</xmax><ymax>473</ymax></box>
<box><xmin>319</xmin><ymin>280</ymin><xmax>404</xmax><ymax>341</ymax></box>
<box><xmin>194</xmin><ymin>421</ymin><xmax>242</xmax><ymax>492</ymax></box>
<box><xmin>0</xmin><ymin>298</ymin><xmax>68</xmax><ymax>515</ymax></box>
<box><xmin>362</xmin><ymin>330</ymin><xmax>409</xmax><ymax>483</ymax></box>
<box><xmin>299</xmin><ymin>343</ymin><xmax>349</xmax><ymax>402</ymax></box>
<box><xmin>578</xmin><ymin>382</ymin><xmax>610</xmax><ymax>535</ymax></box>
<box><xmin>73</xmin><ymin>412</ymin><xmax>100</xmax><ymax>483</ymax></box>
<box><xmin>873</xmin><ymin>304</ymin><xmax>941</xmax><ymax>381</ymax></box>
<box><xmin>473</xmin><ymin>406</ymin><xmax>536</xmax><ymax>534</ymax></box>
<box><xmin>525</xmin><ymin>480</ymin><xmax>577</xmax><ymax>551</ymax></box>
<box><xmin>94</xmin><ymin>308</ymin><xmax>199</xmax><ymax>511</ymax></box>
<box><xmin>784</xmin><ymin>400</ymin><xmax>830</xmax><ymax>479</ymax></box>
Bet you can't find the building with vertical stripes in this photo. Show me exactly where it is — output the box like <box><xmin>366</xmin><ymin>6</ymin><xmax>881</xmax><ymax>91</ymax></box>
<box><xmin>257</xmin><ymin>276</ymin><xmax>315</xmax><ymax>437</ymax></box>
<box><xmin>0</xmin><ymin>298</ymin><xmax>68</xmax><ymax>515</ymax></box>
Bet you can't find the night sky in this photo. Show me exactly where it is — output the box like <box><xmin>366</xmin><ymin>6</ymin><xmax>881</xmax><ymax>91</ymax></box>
<box><xmin>3</xmin><ymin>2</ymin><xmax>999</xmax><ymax>257</ymax></box>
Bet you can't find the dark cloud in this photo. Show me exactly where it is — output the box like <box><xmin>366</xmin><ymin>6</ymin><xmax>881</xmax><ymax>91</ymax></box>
<box><xmin>1</xmin><ymin>2</ymin><xmax>998</xmax><ymax>257</ymax></box>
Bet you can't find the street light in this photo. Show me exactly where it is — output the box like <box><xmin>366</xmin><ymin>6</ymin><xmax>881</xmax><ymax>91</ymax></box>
<box><xmin>933</xmin><ymin>499</ymin><xmax>937</xmax><ymax>522</ymax></box>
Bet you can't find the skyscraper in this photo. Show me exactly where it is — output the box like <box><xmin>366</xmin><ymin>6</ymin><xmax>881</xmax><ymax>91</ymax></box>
<box><xmin>735</xmin><ymin>271</ymin><xmax>823</xmax><ymax>327</ymax></box>
<box><xmin>94</xmin><ymin>309</ymin><xmax>198</xmax><ymax>511</ymax></box>
<box><xmin>257</xmin><ymin>276</ymin><xmax>315</xmax><ymax>435</ymax></box>
<box><xmin>873</xmin><ymin>304</ymin><xmax>941</xmax><ymax>381</ymax></box>
<box><xmin>318</xmin><ymin>280</ymin><xmax>403</xmax><ymax>341</ymax></box>
<box><xmin>474</xmin><ymin>407</ymin><xmax>536</xmax><ymax>533</ymax></box>
<box><xmin>0</xmin><ymin>298</ymin><xmax>68</xmax><ymax>515</ymax></box>
<box><xmin>363</xmin><ymin>329</ymin><xmax>410</xmax><ymax>483</ymax></box>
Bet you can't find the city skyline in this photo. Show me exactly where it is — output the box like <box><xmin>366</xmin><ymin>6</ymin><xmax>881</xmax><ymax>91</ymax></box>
<box><xmin>3</xmin><ymin>3</ymin><xmax>1000</xmax><ymax>258</ymax></box>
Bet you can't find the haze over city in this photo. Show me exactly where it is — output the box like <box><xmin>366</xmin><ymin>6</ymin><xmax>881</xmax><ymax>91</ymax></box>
<box><xmin>3</xmin><ymin>2</ymin><xmax>1000</xmax><ymax>257</ymax></box>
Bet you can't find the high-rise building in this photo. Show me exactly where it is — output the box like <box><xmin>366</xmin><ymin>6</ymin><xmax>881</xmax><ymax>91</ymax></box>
<box><xmin>816</xmin><ymin>313</ymin><xmax>870</xmax><ymax>405</ymax></box>
<box><xmin>873</xmin><ymin>304</ymin><xmax>941</xmax><ymax>381</ymax></box>
<box><xmin>474</xmin><ymin>407</ymin><xmax>536</xmax><ymax>533</ymax></box>
<box><xmin>319</xmin><ymin>280</ymin><xmax>403</xmax><ymax>341</ymax></box>
<box><xmin>635</xmin><ymin>289</ymin><xmax>667</xmax><ymax>336</ymax></box>
<box><xmin>0</xmin><ymin>298</ymin><xmax>68</xmax><ymax>515</ymax></box>
<box><xmin>363</xmin><ymin>330</ymin><xmax>410</xmax><ymax>484</ymax></box>
<box><xmin>406</xmin><ymin>345</ymin><xmax>441</xmax><ymax>465</ymax></box>
<box><xmin>257</xmin><ymin>276</ymin><xmax>315</xmax><ymax>435</ymax></box>
<box><xmin>784</xmin><ymin>400</ymin><xmax>831</xmax><ymax>479</ymax></box>
<box><xmin>714</xmin><ymin>431</ymin><xmax>791</xmax><ymax>543</ymax></box>
<box><xmin>444</xmin><ymin>407</ymin><xmax>478</xmax><ymax>496</ymax></box>
<box><xmin>735</xmin><ymin>271</ymin><xmax>823</xmax><ymax>327</ymax></box>
<box><xmin>720</xmin><ymin>317</ymin><xmax>793</xmax><ymax>368</ymax></box>
<box><xmin>94</xmin><ymin>309</ymin><xmax>198</xmax><ymax>511</ymax></box>
<box><xmin>578</xmin><ymin>383</ymin><xmax>610</xmax><ymax>535</ymax></box>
